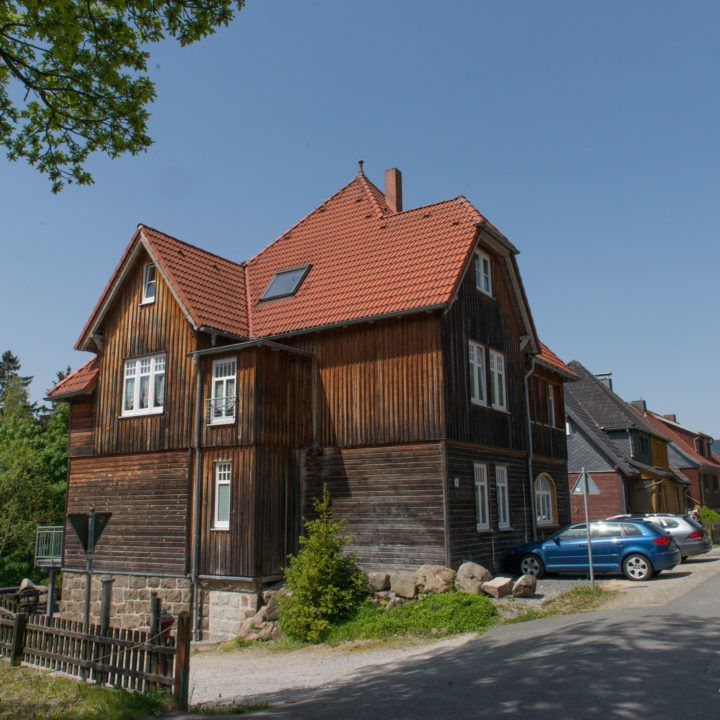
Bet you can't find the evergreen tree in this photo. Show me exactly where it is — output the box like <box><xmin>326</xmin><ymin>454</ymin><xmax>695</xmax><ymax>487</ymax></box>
<box><xmin>0</xmin><ymin>350</ymin><xmax>33</xmax><ymax>411</ymax></box>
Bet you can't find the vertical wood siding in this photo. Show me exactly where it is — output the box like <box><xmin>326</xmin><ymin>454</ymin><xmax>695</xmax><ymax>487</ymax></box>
<box><xmin>64</xmin><ymin>452</ymin><xmax>191</xmax><ymax>574</ymax></box>
<box><xmin>304</xmin><ymin>443</ymin><xmax>446</xmax><ymax>570</ymax></box>
<box><xmin>290</xmin><ymin>314</ymin><xmax>444</xmax><ymax>448</ymax></box>
<box><xmin>94</xmin><ymin>251</ymin><xmax>197</xmax><ymax>455</ymax></box>
<box><xmin>442</xmin><ymin>254</ymin><xmax>527</xmax><ymax>450</ymax></box>
<box><xmin>67</xmin><ymin>396</ymin><xmax>95</xmax><ymax>457</ymax></box>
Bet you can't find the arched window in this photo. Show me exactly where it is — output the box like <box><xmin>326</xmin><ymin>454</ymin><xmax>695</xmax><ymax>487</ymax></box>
<box><xmin>535</xmin><ymin>474</ymin><xmax>557</xmax><ymax>526</ymax></box>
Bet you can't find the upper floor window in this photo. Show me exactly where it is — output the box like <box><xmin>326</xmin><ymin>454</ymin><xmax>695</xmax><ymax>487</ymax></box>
<box><xmin>142</xmin><ymin>264</ymin><xmax>156</xmax><ymax>304</ymax></box>
<box><xmin>547</xmin><ymin>384</ymin><xmax>556</xmax><ymax>427</ymax></box>
<box><xmin>474</xmin><ymin>250</ymin><xmax>492</xmax><ymax>296</ymax></box>
<box><xmin>474</xmin><ymin>463</ymin><xmax>490</xmax><ymax>530</ymax></box>
<box><xmin>496</xmin><ymin>465</ymin><xmax>510</xmax><ymax>529</ymax></box>
<box><xmin>535</xmin><ymin>474</ymin><xmax>556</xmax><ymax>526</ymax></box>
<box><xmin>489</xmin><ymin>350</ymin><xmax>507</xmax><ymax>411</ymax></box>
<box><xmin>468</xmin><ymin>341</ymin><xmax>487</xmax><ymax>406</ymax></box>
<box><xmin>209</xmin><ymin>358</ymin><xmax>236</xmax><ymax>425</ymax></box>
<box><xmin>214</xmin><ymin>461</ymin><xmax>231</xmax><ymax>529</ymax></box>
<box><xmin>122</xmin><ymin>354</ymin><xmax>165</xmax><ymax>416</ymax></box>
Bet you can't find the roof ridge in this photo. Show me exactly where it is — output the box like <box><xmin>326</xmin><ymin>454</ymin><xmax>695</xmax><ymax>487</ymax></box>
<box><xmin>139</xmin><ymin>224</ymin><xmax>246</xmax><ymax>269</ymax></box>
<box><xmin>356</xmin><ymin>173</ymin><xmax>388</xmax><ymax>216</ymax></box>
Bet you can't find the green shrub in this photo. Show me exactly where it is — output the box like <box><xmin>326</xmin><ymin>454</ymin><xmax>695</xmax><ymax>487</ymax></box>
<box><xmin>278</xmin><ymin>487</ymin><xmax>369</xmax><ymax>643</ymax></box>
<box><xmin>699</xmin><ymin>506</ymin><xmax>720</xmax><ymax>525</ymax></box>
<box><xmin>326</xmin><ymin>592</ymin><xmax>498</xmax><ymax>643</ymax></box>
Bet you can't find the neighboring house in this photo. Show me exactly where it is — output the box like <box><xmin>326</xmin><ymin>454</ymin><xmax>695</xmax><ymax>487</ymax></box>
<box><xmin>48</xmin><ymin>166</ymin><xmax>574</xmax><ymax>640</ymax></box>
<box><xmin>564</xmin><ymin>362</ymin><xmax>688</xmax><ymax>521</ymax></box>
<box><xmin>632</xmin><ymin>405</ymin><xmax>720</xmax><ymax>511</ymax></box>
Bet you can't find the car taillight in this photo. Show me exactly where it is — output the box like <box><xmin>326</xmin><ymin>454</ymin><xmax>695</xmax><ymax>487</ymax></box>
<box><xmin>652</xmin><ymin>537</ymin><xmax>669</xmax><ymax>545</ymax></box>
<box><xmin>686</xmin><ymin>530</ymin><xmax>702</xmax><ymax>540</ymax></box>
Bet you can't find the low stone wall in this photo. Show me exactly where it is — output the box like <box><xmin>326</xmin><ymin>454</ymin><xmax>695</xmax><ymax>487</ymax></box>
<box><xmin>206</xmin><ymin>590</ymin><xmax>259</xmax><ymax>641</ymax></box>
<box><xmin>60</xmin><ymin>571</ymin><xmax>192</xmax><ymax>632</ymax></box>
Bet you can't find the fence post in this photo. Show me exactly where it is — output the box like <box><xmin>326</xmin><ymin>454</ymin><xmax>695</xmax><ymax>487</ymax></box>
<box><xmin>10</xmin><ymin>612</ymin><xmax>27</xmax><ymax>667</ymax></box>
<box><xmin>173</xmin><ymin>611</ymin><xmax>191</xmax><ymax>711</ymax></box>
<box><xmin>94</xmin><ymin>577</ymin><xmax>114</xmax><ymax>685</ymax></box>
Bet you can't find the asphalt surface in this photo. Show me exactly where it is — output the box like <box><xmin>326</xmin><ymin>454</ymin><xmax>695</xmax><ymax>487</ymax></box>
<box><xmin>166</xmin><ymin>552</ymin><xmax>720</xmax><ymax>719</ymax></box>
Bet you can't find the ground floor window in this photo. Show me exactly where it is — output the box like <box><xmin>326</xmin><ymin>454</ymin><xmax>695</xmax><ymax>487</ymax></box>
<box><xmin>535</xmin><ymin>473</ymin><xmax>556</xmax><ymax>526</ymax></box>
<box><xmin>496</xmin><ymin>465</ymin><xmax>510</xmax><ymax>529</ymax></box>
<box><xmin>474</xmin><ymin>463</ymin><xmax>490</xmax><ymax>530</ymax></box>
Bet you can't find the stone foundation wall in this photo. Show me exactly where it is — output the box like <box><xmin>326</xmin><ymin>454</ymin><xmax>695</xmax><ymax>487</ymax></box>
<box><xmin>60</xmin><ymin>572</ymin><xmax>192</xmax><ymax>632</ymax></box>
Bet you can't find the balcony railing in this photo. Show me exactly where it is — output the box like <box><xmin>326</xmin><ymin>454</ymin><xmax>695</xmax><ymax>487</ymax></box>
<box><xmin>35</xmin><ymin>526</ymin><xmax>64</xmax><ymax>568</ymax></box>
<box><xmin>206</xmin><ymin>396</ymin><xmax>237</xmax><ymax>425</ymax></box>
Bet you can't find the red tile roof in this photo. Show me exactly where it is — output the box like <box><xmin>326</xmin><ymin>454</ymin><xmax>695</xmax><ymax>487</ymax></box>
<box><xmin>536</xmin><ymin>342</ymin><xmax>577</xmax><ymax>379</ymax></box>
<box><xmin>47</xmin><ymin>357</ymin><xmax>98</xmax><ymax>398</ymax></box>
<box><xmin>644</xmin><ymin>412</ymin><xmax>720</xmax><ymax>469</ymax></box>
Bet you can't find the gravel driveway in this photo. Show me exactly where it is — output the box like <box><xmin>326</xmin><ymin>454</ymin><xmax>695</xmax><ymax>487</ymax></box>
<box><xmin>183</xmin><ymin>549</ymin><xmax>720</xmax><ymax>713</ymax></box>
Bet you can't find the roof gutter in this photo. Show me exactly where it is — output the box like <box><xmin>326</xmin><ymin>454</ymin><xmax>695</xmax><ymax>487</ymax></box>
<box><xmin>187</xmin><ymin>338</ymin><xmax>315</xmax><ymax>360</ymax></box>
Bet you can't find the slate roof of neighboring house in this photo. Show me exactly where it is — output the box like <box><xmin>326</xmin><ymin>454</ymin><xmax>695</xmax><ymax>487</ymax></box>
<box><xmin>46</xmin><ymin>357</ymin><xmax>98</xmax><ymax>399</ymax></box>
<box><xmin>74</xmin><ymin>169</ymin><xmax>543</xmax><ymax>356</ymax></box>
<box><xmin>642</xmin><ymin>412</ymin><xmax>720</xmax><ymax>470</ymax></box>
<box><xmin>565</xmin><ymin>361</ymin><xmax>668</xmax><ymax>438</ymax></box>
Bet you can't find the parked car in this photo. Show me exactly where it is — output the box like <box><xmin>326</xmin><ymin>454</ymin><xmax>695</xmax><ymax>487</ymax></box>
<box><xmin>606</xmin><ymin>513</ymin><xmax>712</xmax><ymax>560</ymax></box>
<box><xmin>513</xmin><ymin>520</ymin><xmax>681</xmax><ymax>581</ymax></box>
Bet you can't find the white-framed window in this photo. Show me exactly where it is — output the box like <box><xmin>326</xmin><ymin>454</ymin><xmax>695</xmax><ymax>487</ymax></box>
<box><xmin>489</xmin><ymin>350</ymin><xmax>507</xmax><ymax>411</ymax></box>
<box><xmin>474</xmin><ymin>463</ymin><xmax>490</xmax><ymax>530</ymax></box>
<box><xmin>468</xmin><ymin>341</ymin><xmax>487</xmax><ymax>406</ymax></box>
<box><xmin>122</xmin><ymin>354</ymin><xmax>165</xmax><ymax>416</ymax></box>
<box><xmin>214</xmin><ymin>461</ymin><xmax>231</xmax><ymax>529</ymax></box>
<box><xmin>209</xmin><ymin>358</ymin><xmax>237</xmax><ymax>424</ymax></box>
<box><xmin>496</xmin><ymin>465</ymin><xmax>510</xmax><ymax>529</ymax></box>
<box><xmin>474</xmin><ymin>250</ymin><xmax>492</xmax><ymax>296</ymax></box>
<box><xmin>535</xmin><ymin>474</ymin><xmax>556</xmax><ymax>526</ymax></box>
<box><xmin>547</xmin><ymin>384</ymin><xmax>556</xmax><ymax>427</ymax></box>
<box><xmin>142</xmin><ymin>263</ymin><xmax>156</xmax><ymax>304</ymax></box>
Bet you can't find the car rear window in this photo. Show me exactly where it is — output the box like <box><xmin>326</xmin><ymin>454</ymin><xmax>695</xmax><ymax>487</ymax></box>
<box><xmin>621</xmin><ymin>523</ymin><xmax>644</xmax><ymax>537</ymax></box>
<box><xmin>642</xmin><ymin>521</ymin><xmax>666</xmax><ymax>536</ymax></box>
<box><xmin>654</xmin><ymin>518</ymin><xmax>679</xmax><ymax>528</ymax></box>
<box><xmin>685</xmin><ymin>517</ymin><xmax>703</xmax><ymax>530</ymax></box>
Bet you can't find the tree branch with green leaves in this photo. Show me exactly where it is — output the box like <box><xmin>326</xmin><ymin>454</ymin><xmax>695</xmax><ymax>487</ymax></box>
<box><xmin>0</xmin><ymin>1</ymin><xmax>244</xmax><ymax>192</ymax></box>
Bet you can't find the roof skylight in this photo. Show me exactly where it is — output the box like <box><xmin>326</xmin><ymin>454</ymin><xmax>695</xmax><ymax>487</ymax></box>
<box><xmin>260</xmin><ymin>265</ymin><xmax>311</xmax><ymax>301</ymax></box>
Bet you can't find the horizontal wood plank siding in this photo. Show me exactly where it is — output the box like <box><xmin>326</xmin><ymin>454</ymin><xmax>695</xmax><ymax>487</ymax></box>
<box><xmin>64</xmin><ymin>452</ymin><xmax>191</xmax><ymax>574</ymax></box>
<box><xmin>67</xmin><ymin>396</ymin><xmax>95</xmax><ymax>457</ymax></box>
<box><xmin>290</xmin><ymin>314</ymin><xmax>444</xmax><ymax>448</ymax></box>
<box><xmin>94</xmin><ymin>250</ymin><xmax>197</xmax><ymax>455</ymax></box>
<box><xmin>442</xmin><ymin>254</ymin><xmax>527</xmax><ymax>450</ymax></box>
<box><xmin>304</xmin><ymin>443</ymin><xmax>446</xmax><ymax>570</ymax></box>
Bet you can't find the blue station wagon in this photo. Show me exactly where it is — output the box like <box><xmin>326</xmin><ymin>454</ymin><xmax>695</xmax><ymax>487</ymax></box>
<box><xmin>513</xmin><ymin>520</ymin><xmax>681</xmax><ymax>581</ymax></box>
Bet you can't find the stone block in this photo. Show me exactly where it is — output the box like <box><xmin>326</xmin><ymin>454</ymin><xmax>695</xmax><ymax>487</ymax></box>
<box><xmin>366</xmin><ymin>572</ymin><xmax>390</xmax><ymax>592</ymax></box>
<box><xmin>390</xmin><ymin>571</ymin><xmax>417</xmax><ymax>599</ymax></box>
<box><xmin>456</xmin><ymin>562</ymin><xmax>493</xmax><ymax>594</ymax></box>
<box><xmin>481</xmin><ymin>577</ymin><xmax>513</xmax><ymax>599</ymax></box>
<box><xmin>512</xmin><ymin>574</ymin><xmax>537</xmax><ymax>598</ymax></box>
<box><xmin>416</xmin><ymin>565</ymin><xmax>455</xmax><ymax>594</ymax></box>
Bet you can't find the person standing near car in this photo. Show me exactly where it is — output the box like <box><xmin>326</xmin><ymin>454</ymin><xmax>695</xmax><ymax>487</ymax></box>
<box><xmin>690</xmin><ymin>505</ymin><xmax>701</xmax><ymax>522</ymax></box>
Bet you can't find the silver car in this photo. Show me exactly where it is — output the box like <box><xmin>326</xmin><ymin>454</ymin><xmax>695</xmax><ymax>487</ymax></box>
<box><xmin>606</xmin><ymin>513</ymin><xmax>712</xmax><ymax>560</ymax></box>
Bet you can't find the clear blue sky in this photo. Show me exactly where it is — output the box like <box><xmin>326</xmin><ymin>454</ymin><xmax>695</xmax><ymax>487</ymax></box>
<box><xmin>2</xmin><ymin>1</ymin><xmax>719</xmax><ymax>436</ymax></box>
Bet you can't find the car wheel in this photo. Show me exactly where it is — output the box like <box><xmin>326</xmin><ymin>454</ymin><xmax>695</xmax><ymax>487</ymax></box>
<box><xmin>622</xmin><ymin>553</ymin><xmax>653</xmax><ymax>581</ymax></box>
<box><xmin>519</xmin><ymin>553</ymin><xmax>544</xmax><ymax>577</ymax></box>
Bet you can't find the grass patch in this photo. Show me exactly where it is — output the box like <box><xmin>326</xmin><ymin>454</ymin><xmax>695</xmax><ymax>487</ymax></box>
<box><xmin>192</xmin><ymin>704</ymin><xmax>270</xmax><ymax>715</ymax></box>
<box><xmin>325</xmin><ymin>592</ymin><xmax>497</xmax><ymax>644</ymax></box>
<box><xmin>0</xmin><ymin>664</ymin><xmax>173</xmax><ymax>720</ymax></box>
<box><xmin>499</xmin><ymin>585</ymin><xmax>616</xmax><ymax>624</ymax></box>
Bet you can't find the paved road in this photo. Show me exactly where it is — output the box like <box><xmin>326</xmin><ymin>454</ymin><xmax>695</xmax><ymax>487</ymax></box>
<box><xmin>169</xmin><ymin>556</ymin><xmax>720</xmax><ymax>719</ymax></box>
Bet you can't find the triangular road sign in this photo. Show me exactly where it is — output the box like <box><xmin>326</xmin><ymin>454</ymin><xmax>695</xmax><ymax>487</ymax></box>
<box><xmin>571</xmin><ymin>470</ymin><xmax>600</xmax><ymax>495</ymax></box>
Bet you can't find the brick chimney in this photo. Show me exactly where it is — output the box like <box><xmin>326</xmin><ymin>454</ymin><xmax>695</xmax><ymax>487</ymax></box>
<box><xmin>663</xmin><ymin>413</ymin><xmax>677</xmax><ymax>422</ymax></box>
<box><xmin>630</xmin><ymin>399</ymin><xmax>647</xmax><ymax>412</ymax></box>
<box><xmin>384</xmin><ymin>168</ymin><xmax>402</xmax><ymax>213</ymax></box>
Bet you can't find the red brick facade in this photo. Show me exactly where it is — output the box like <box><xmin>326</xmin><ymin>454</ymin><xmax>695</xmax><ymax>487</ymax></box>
<box><xmin>568</xmin><ymin>471</ymin><xmax>625</xmax><ymax>521</ymax></box>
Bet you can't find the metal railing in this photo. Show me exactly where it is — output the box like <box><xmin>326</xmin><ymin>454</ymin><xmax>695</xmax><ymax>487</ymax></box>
<box><xmin>34</xmin><ymin>526</ymin><xmax>64</xmax><ymax>568</ymax></box>
<box><xmin>205</xmin><ymin>396</ymin><xmax>237</xmax><ymax>425</ymax></box>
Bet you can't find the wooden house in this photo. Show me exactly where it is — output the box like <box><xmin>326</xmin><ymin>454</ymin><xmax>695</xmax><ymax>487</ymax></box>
<box><xmin>565</xmin><ymin>362</ymin><xmax>688</xmax><ymax>521</ymax></box>
<box><xmin>48</xmin><ymin>166</ymin><xmax>574</xmax><ymax>640</ymax></box>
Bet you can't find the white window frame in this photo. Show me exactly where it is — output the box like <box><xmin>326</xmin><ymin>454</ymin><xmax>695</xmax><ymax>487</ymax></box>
<box><xmin>214</xmin><ymin>461</ymin><xmax>231</xmax><ymax>530</ymax></box>
<box><xmin>535</xmin><ymin>474</ymin><xmax>556</xmax><ymax>527</ymax></box>
<box><xmin>474</xmin><ymin>463</ymin><xmax>490</xmax><ymax>531</ymax></box>
<box><xmin>547</xmin><ymin>384</ymin><xmax>556</xmax><ymax>427</ymax></box>
<box><xmin>122</xmin><ymin>354</ymin><xmax>165</xmax><ymax>416</ymax></box>
<box><xmin>142</xmin><ymin>263</ymin><xmax>156</xmax><ymax>304</ymax></box>
<box><xmin>489</xmin><ymin>349</ymin><xmax>507</xmax><ymax>411</ymax></box>
<box><xmin>210</xmin><ymin>358</ymin><xmax>237</xmax><ymax>425</ymax></box>
<box><xmin>474</xmin><ymin>250</ymin><xmax>492</xmax><ymax>296</ymax></box>
<box><xmin>468</xmin><ymin>341</ymin><xmax>487</xmax><ymax>406</ymax></box>
<box><xmin>496</xmin><ymin>465</ymin><xmax>510</xmax><ymax>529</ymax></box>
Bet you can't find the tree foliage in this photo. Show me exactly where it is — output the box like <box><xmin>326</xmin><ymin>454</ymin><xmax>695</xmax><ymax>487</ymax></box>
<box><xmin>0</xmin><ymin>353</ymin><xmax>68</xmax><ymax>585</ymax></box>
<box><xmin>0</xmin><ymin>1</ymin><xmax>244</xmax><ymax>192</ymax></box>
<box><xmin>278</xmin><ymin>487</ymin><xmax>369</xmax><ymax>643</ymax></box>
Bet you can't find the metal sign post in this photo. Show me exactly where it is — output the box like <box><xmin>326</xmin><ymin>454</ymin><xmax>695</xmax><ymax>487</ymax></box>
<box><xmin>571</xmin><ymin>468</ymin><xmax>600</xmax><ymax>589</ymax></box>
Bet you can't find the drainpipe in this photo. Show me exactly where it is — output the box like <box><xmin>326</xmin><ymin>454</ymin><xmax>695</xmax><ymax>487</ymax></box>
<box><xmin>523</xmin><ymin>356</ymin><xmax>537</xmax><ymax>542</ymax></box>
<box><xmin>191</xmin><ymin>355</ymin><xmax>202</xmax><ymax>641</ymax></box>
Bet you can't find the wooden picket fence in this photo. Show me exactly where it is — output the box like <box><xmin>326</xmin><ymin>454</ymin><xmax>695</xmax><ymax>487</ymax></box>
<box><xmin>0</xmin><ymin>598</ymin><xmax>191</xmax><ymax>709</ymax></box>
